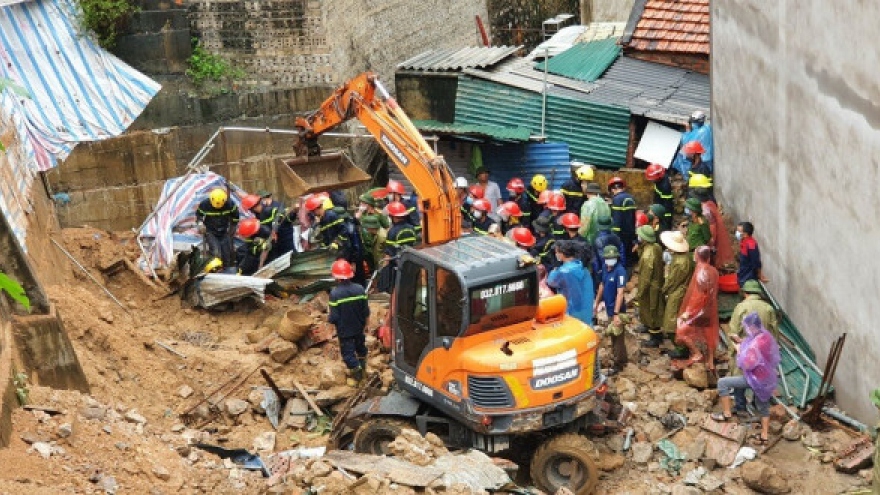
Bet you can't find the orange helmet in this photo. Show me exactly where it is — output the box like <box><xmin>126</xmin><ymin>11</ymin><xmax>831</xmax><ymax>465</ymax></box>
<box><xmin>608</xmin><ymin>177</ymin><xmax>626</xmax><ymax>190</ymax></box>
<box><xmin>472</xmin><ymin>198</ymin><xmax>491</xmax><ymax>212</ymax></box>
<box><xmin>511</xmin><ymin>227</ymin><xmax>535</xmax><ymax>247</ymax></box>
<box><xmin>468</xmin><ymin>184</ymin><xmax>485</xmax><ymax>199</ymax></box>
<box><xmin>304</xmin><ymin>195</ymin><xmax>325</xmax><ymax>211</ymax></box>
<box><xmin>636</xmin><ymin>210</ymin><xmax>649</xmax><ymax>228</ymax></box>
<box><xmin>682</xmin><ymin>141</ymin><xmax>706</xmax><ymax>155</ymax></box>
<box><xmin>241</xmin><ymin>194</ymin><xmax>261</xmax><ymax>211</ymax></box>
<box><xmin>506</xmin><ymin>178</ymin><xmax>525</xmax><ymax>194</ymax></box>
<box><xmin>499</xmin><ymin>201</ymin><xmax>522</xmax><ymax>217</ymax></box>
<box><xmin>237</xmin><ymin>217</ymin><xmax>260</xmax><ymax>237</ymax></box>
<box><xmin>645</xmin><ymin>163</ymin><xmax>666</xmax><ymax>181</ymax></box>
<box><xmin>386</xmin><ymin>180</ymin><xmax>406</xmax><ymax>195</ymax></box>
<box><xmin>330</xmin><ymin>259</ymin><xmax>354</xmax><ymax>280</ymax></box>
<box><xmin>537</xmin><ymin>190</ymin><xmax>552</xmax><ymax>205</ymax></box>
<box><xmin>386</xmin><ymin>201</ymin><xmax>408</xmax><ymax>217</ymax></box>
<box><xmin>547</xmin><ymin>192</ymin><xmax>566</xmax><ymax>211</ymax></box>
<box><xmin>560</xmin><ymin>212</ymin><xmax>580</xmax><ymax>229</ymax></box>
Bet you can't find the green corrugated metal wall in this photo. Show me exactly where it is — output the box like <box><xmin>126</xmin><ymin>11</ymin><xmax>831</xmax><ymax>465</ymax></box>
<box><xmin>454</xmin><ymin>76</ymin><xmax>630</xmax><ymax>169</ymax></box>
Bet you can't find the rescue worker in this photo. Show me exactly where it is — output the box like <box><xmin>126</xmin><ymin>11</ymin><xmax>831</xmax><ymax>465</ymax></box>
<box><xmin>360</xmin><ymin>215</ymin><xmax>387</xmax><ymax>277</ymax></box>
<box><xmin>645</xmin><ymin>163</ymin><xmax>674</xmax><ymax>231</ymax></box>
<box><xmin>736</xmin><ymin>221</ymin><xmax>767</xmax><ymax>287</ymax></box>
<box><xmin>386</xmin><ymin>180</ymin><xmax>420</xmax><ymax>233</ymax></box>
<box><xmin>547</xmin><ymin>192</ymin><xmax>567</xmax><ymax>238</ymax></box>
<box><xmin>689</xmin><ymin>111</ymin><xmax>713</xmax><ymax>173</ymax></box>
<box><xmin>328</xmin><ymin>259</ymin><xmax>370</xmax><ymax>387</ymax></box>
<box><xmin>510</xmin><ymin>226</ymin><xmax>536</xmax><ymax>251</ymax></box>
<box><xmin>470</xmin><ymin>198</ymin><xmax>497</xmax><ymax>235</ymax></box>
<box><xmin>235</xmin><ymin>217</ymin><xmax>271</xmax><ymax>276</ymax></box>
<box><xmin>196</xmin><ymin>187</ymin><xmax>239</xmax><ymax>269</ymax></box>
<box><xmin>378</xmin><ymin>200</ymin><xmax>419</xmax><ymax>293</ymax></box>
<box><xmin>526</xmin><ymin>174</ymin><xmax>548</xmax><ymax>225</ymax></box>
<box><xmin>645</xmin><ymin>204</ymin><xmax>667</xmax><ymax>234</ymax></box>
<box><xmin>692</xmin><ymin>187</ymin><xmax>734</xmax><ymax>269</ymax></box>
<box><xmin>684</xmin><ymin>197</ymin><xmax>711</xmax><ymax>252</ymax></box>
<box><xmin>455</xmin><ymin>177</ymin><xmax>474</xmax><ymax>230</ymax></box>
<box><xmin>558</xmin><ymin>212</ymin><xmax>591</xmax><ymax>269</ymax></box>
<box><xmin>593</xmin><ymin>245</ymin><xmax>629</xmax><ymax>373</ymax></box>
<box><xmin>660</xmin><ymin>230</ymin><xmax>694</xmax><ymax>346</ymax></box>
<box><xmin>506</xmin><ymin>178</ymin><xmax>531</xmax><ymax>229</ymax></box>
<box><xmin>530</xmin><ymin>216</ymin><xmax>556</xmax><ymax>272</ymax></box>
<box><xmin>579</xmin><ymin>182</ymin><xmax>609</xmax><ymax>245</ymax></box>
<box><xmin>688</xmin><ymin>172</ymin><xmax>715</xmax><ymax>203</ymax></box>
<box><xmin>609</xmin><ymin>177</ymin><xmax>637</xmax><ymax>276</ymax></box>
<box><xmin>355</xmin><ymin>189</ymin><xmax>390</xmax><ymax>230</ymax></box>
<box><xmin>496</xmin><ymin>201</ymin><xmax>523</xmax><ymax>234</ymax></box>
<box><xmin>727</xmin><ymin>280</ymin><xmax>779</xmax><ymax>382</ymax></box>
<box><xmin>547</xmin><ymin>240</ymin><xmax>594</xmax><ymax>324</ymax></box>
<box><xmin>560</xmin><ymin>162</ymin><xmax>594</xmax><ymax>214</ymax></box>
<box><xmin>682</xmin><ymin>140</ymin><xmax>709</xmax><ymax>177</ymax></box>
<box><xmin>635</xmin><ymin>225</ymin><xmax>666</xmax><ymax>347</ymax></box>
<box><xmin>306</xmin><ymin>195</ymin><xmax>366</xmax><ymax>285</ymax></box>
<box><xmin>241</xmin><ymin>193</ymin><xmax>296</xmax><ymax>262</ymax></box>
<box><xmin>592</xmin><ymin>215</ymin><xmax>626</xmax><ymax>292</ymax></box>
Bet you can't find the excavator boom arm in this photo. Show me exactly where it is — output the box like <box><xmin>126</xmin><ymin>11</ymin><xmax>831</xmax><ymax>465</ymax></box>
<box><xmin>295</xmin><ymin>72</ymin><xmax>460</xmax><ymax>244</ymax></box>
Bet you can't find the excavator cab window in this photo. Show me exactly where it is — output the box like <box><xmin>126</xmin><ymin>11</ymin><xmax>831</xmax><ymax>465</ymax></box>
<box><xmin>396</xmin><ymin>261</ymin><xmax>432</xmax><ymax>370</ymax></box>
<box><xmin>435</xmin><ymin>267</ymin><xmax>464</xmax><ymax>338</ymax></box>
<box><xmin>465</xmin><ymin>273</ymin><xmax>537</xmax><ymax>336</ymax></box>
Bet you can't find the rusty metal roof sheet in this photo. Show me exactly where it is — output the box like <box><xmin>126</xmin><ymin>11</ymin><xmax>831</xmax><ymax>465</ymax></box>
<box><xmin>397</xmin><ymin>46</ymin><xmax>522</xmax><ymax>72</ymax></box>
<box><xmin>622</xmin><ymin>0</ymin><xmax>710</xmax><ymax>54</ymax></box>
<box><xmin>534</xmin><ymin>38</ymin><xmax>622</xmax><ymax>83</ymax></box>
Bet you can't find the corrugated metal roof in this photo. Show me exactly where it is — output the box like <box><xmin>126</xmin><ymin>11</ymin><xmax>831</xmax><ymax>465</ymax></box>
<box><xmin>534</xmin><ymin>38</ymin><xmax>622</xmax><ymax>83</ymax></box>
<box><xmin>397</xmin><ymin>46</ymin><xmax>522</xmax><ymax>72</ymax></box>
<box><xmin>454</xmin><ymin>76</ymin><xmax>629</xmax><ymax>169</ymax></box>
<box><xmin>412</xmin><ymin>119</ymin><xmax>531</xmax><ymax>142</ymax></box>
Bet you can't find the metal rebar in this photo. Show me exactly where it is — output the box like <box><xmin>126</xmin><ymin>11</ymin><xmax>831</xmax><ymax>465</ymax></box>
<box><xmin>777</xmin><ymin>363</ymin><xmax>793</xmax><ymax>405</ymax></box>
<box><xmin>51</xmin><ymin>238</ymin><xmax>130</xmax><ymax>313</ymax></box>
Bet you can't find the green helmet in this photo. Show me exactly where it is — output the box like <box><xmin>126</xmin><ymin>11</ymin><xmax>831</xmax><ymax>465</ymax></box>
<box><xmin>741</xmin><ymin>279</ymin><xmax>763</xmax><ymax>295</ymax></box>
<box><xmin>602</xmin><ymin>245</ymin><xmax>620</xmax><ymax>259</ymax></box>
<box><xmin>597</xmin><ymin>215</ymin><xmax>613</xmax><ymax>228</ymax></box>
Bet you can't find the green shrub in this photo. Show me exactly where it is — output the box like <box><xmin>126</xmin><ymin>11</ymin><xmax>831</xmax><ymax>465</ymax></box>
<box><xmin>186</xmin><ymin>40</ymin><xmax>245</xmax><ymax>87</ymax></box>
<box><xmin>78</xmin><ymin>0</ymin><xmax>137</xmax><ymax>49</ymax></box>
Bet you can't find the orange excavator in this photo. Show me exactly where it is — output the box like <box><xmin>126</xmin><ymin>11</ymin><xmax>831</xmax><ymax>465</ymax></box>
<box><xmin>293</xmin><ymin>72</ymin><xmax>621</xmax><ymax>495</ymax></box>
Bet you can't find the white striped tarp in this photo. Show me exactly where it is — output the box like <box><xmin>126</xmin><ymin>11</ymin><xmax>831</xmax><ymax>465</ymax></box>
<box><xmin>0</xmin><ymin>0</ymin><xmax>160</xmax><ymax>249</ymax></box>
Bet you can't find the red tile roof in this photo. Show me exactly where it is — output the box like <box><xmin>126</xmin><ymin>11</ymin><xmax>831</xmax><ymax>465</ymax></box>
<box><xmin>625</xmin><ymin>0</ymin><xmax>710</xmax><ymax>55</ymax></box>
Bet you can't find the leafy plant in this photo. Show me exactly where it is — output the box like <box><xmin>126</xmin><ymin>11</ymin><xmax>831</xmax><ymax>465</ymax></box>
<box><xmin>186</xmin><ymin>40</ymin><xmax>245</xmax><ymax>87</ymax></box>
<box><xmin>78</xmin><ymin>0</ymin><xmax>137</xmax><ymax>49</ymax></box>
<box><xmin>13</xmin><ymin>371</ymin><xmax>29</xmax><ymax>405</ymax></box>
<box><xmin>0</xmin><ymin>272</ymin><xmax>30</xmax><ymax>312</ymax></box>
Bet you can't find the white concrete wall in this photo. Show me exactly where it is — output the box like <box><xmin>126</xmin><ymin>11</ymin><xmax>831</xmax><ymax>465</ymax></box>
<box><xmin>589</xmin><ymin>0</ymin><xmax>635</xmax><ymax>22</ymax></box>
<box><xmin>712</xmin><ymin>1</ymin><xmax>880</xmax><ymax>422</ymax></box>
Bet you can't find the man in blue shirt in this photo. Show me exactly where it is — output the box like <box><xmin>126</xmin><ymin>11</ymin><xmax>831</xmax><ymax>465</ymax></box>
<box><xmin>594</xmin><ymin>245</ymin><xmax>628</xmax><ymax>373</ymax></box>
<box><xmin>547</xmin><ymin>240</ymin><xmax>594</xmax><ymax>324</ymax></box>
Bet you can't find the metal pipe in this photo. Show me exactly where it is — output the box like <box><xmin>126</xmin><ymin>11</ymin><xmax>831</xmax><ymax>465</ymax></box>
<box><xmin>622</xmin><ymin>427</ymin><xmax>635</xmax><ymax>451</ymax></box>
<box><xmin>777</xmin><ymin>363</ymin><xmax>794</xmax><ymax>405</ymax></box>
<box><xmin>219</xmin><ymin>126</ymin><xmax>375</xmax><ymax>139</ymax></box>
<box><xmin>51</xmin><ymin>238</ymin><xmax>130</xmax><ymax>313</ymax></box>
<box><xmin>822</xmin><ymin>407</ymin><xmax>869</xmax><ymax>433</ymax></box>
<box><xmin>779</xmin><ymin>344</ymin><xmax>811</xmax><ymax>408</ymax></box>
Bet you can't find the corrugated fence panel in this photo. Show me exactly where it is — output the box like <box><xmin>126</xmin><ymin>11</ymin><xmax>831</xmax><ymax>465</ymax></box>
<box><xmin>482</xmin><ymin>142</ymin><xmax>570</xmax><ymax>193</ymax></box>
<box><xmin>455</xmin><ymin>76</ymin><xmax>629</xmax><ymax>169</ymax></box>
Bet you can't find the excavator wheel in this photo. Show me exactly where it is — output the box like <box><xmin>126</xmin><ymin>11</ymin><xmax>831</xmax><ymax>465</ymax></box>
<box><xmin>352</xmin><ymin>417</ymin><xmax>415</xmax><ymax>455</ymax></box>
<box><xmin>530</xmin><ymin>433</ymin><xmax>599</xmax><ymax>495</ymax></box>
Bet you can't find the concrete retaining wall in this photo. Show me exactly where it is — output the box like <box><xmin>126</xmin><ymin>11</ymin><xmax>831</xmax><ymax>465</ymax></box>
<box><xmin>712</xmin><ymin>0</ymin><xmax>880</xmax><ymax>422</ymax></box>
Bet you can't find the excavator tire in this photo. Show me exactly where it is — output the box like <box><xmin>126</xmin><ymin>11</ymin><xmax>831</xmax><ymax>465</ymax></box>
<box><xmin>352</xmin><ymin>417</ymin><xmax>415</xmax><ymax>455</ymax></box>
<box><xmin>530</xmin><ymin>433</ymin><xmax>599</xmax><ymax>495</ymax></box>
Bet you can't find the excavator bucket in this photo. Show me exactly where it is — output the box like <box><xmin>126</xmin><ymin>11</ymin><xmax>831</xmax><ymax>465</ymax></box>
<box><xmin>275</xmin><ymin>152</ymin><xmax>371</xmax><ymax>198</ymax></box>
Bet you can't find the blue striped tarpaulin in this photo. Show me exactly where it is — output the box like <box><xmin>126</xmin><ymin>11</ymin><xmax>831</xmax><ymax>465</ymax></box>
<box><xmin>0</xmin><ymin>0</ymin><xmax>160</xmax><ymax>249</ymax></box>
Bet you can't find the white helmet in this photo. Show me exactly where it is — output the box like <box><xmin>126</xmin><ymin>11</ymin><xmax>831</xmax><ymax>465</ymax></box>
<box><xmin>454</xmin><ymin>177</ymin><xmax>468</xmax><ymax>188</ymax></box>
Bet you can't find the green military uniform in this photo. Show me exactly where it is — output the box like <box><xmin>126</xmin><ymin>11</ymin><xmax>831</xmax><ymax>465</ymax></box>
<box><xmin>661</xmin><ymin>252</ymin><xmax>694</xmax><ymax>335</ymax></box>
<box><xmin>358</xmin><ymin>190</ymin><xmax>391</xmax><ymax>230</ymax></box>
<box><xmin>685</xmin><ymin>197</ymin><xmax>711</xmax><ymax>251</ymax></box>
<box><xmin>636</xmin><ymin>226</ymin><xmax>665</xmax><ymax>331</ymax></box>
<box><xmin>727</xmin><ymin>281</ymin><xmax>779</xmax><ymax>375</ymax></box>
<box><xmin>360</xmin><ymin>215</ymin><xmax>387</xmax><ymax>274</ymax></box>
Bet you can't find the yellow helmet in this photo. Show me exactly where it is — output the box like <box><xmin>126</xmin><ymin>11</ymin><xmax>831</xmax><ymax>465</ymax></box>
<box><xmin>575</xmin><ymin>165</ymin><xmax>595</xmax><ymax>181</ymax></box>
<box><xmin>322</xmin><ymin>197</ymin><xmax>334</xmax><ymax>210</ymax></box>
<box><xmin>688</xmin><ymin>173</ymin><xmax>713</xmax><ymax>189</ymax></box>
<box><xmin>209</xmin><ymin>188</ymin><xmax>228</xmax><ymax>209</ymax></box>
<box><xmin>531</xmin><ymin>174</ymin><xmax>548</xmax><ymax>193</ymax></box>
<box><xmin>203</xmin><ymin>257</ymin><xmax>223</xmax><ymax>273</ymax></box>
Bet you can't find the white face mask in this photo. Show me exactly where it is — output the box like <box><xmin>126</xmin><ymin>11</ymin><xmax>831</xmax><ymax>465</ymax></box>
<box><xmin>357</xmin><ymin>204</ymin><xmax>368</xmax><ymax>212</ymax></box>
<box><xmin>499</xmin><ymin>212</ymin><xmax>510</xmax><ymax>222</ymax></box>
<box><xmin>606</xmin><ymin>258</ymin><xmax>618</xmax><ymax>267</ymax></box>
<box><xmin>473</xmin><ymin>210</ymin><xmax>483</xmax><ymax>219</ymax></box>
<box><xmin>684</xmin><ymin>207</ymin><xmax>691</xmax><ymax>216</ymax></box>
<box><xmin>735</xmin><ymin>231</ymin><xmax>743</xmax><ymax>241</ymax></box>
<box><xmin>663</xmin><ymin>251</ymin><xmax>672</xmax><ymax>265</ymax></box>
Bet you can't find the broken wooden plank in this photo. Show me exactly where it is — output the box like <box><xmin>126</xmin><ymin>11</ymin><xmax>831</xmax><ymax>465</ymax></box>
<box><xmin>22</xmin><ymin>405</ymin><xmax>64</xmax><ymax>415</ymax></box>
<box><xmin>293</xmin><ymin>380</ymin><xmax>323</xmax><ymax>416</ymax></box>
<box><xmin>324</xmin><ymin>450</ymin><xmax>443</xmax><ymax>487</ymax></box>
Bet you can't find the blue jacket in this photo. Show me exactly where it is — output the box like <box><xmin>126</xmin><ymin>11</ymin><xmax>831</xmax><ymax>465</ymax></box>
<box><xmin>547</xmin><ymin>260</ymin><xmax>594</xmax><ymax>324</ymax></box>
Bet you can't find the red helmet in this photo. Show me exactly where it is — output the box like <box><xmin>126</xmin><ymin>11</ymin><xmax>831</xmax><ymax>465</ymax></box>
<box><xmin>472</xmin><ymin>198</ymin><xmax>491</xmax><ymax>212</ymax></box>
<box><xmin>386</xmin><ymin>179</ymin><xmax>406</xmax><ymax>195</ymax></box>
<box><xmin>682</xmin><ymin>141</ymin><xmax>706</xmax><ymax>155</ymax></box>
<box><xmin>547</xmin><ymin>192</ymin><xmax>566</xmax><ymax>211</ymax></box>
<box><xmin>499</xmin><ymin>201</ymin><xmax>522</xmax><ymax>217</ymax></box>
<box><xmin>560</xmin><ymin>212</ymin><xmax>580</xmax><ymax>229</ymax></box>
<box><xmin>537</xmin><ymin>190</ymin><xmax>552</xmax><ymax>205</ymax></box>
<box><xmin>608</xmin><ymin>176</ymin><xmax>626</xmax><ymax>190</ymax></box>
<box><xmin>330</xmin><ymin>259</ymin><xmax>354</xmax><ymax>280</ymax></box>
<box><xmin>636</xmin><ymin>210</ymin><xmax>649</xmax><ymax>228</ymax></box>
<box><xmin>241</xmin><ymin>194</ymin><xmax>261</xmax><ymax>211</ymax></box>
<box><xmin>468</xmin><ymin>184</ymin><xmax>485</xmax><ymax>199</ymax></box>
<box><xmin>304</xmin><ymin>195</ymin><xmax>325</xmax><ymax>211</ymax></box>
<box><xmin>511</xmin><ymin>227</ymin><xmax>535</xmax><ymax>247</ymax></box>
<box><xmin>645</xmin><ymin>163</ymin><xmax>666</xmax><ymax>181</ymax></box>
<box><xmin>237</xmin><ymin>217</ymin><xmax>260</xmax><ymax>237</ymax></box>
<box><xmin>506</xmin><ymin>178</ymin><xmax>525</xmax><ymax>194</ymax></box>
<box><xmin>386</xmin><ymin>201</ymin><xmax>408</xmax><ymax>217</ymax></box>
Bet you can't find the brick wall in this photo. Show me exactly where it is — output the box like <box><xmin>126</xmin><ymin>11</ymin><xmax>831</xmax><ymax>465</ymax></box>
<box><xmin>189</xmin><ymin>0</ymin><xmax>488</xmax><ymax>90</ymax></box>
<box><xmin>625</xmin><ymin>50</ymin><xmax>710</xmax><ymax>74</ymax></box>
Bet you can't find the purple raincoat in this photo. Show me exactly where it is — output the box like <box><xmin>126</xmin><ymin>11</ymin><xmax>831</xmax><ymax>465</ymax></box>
<box><xmin>736</xmin><ymin>312</ymin><xmax>780</xmax><ymax>402</ymax></box>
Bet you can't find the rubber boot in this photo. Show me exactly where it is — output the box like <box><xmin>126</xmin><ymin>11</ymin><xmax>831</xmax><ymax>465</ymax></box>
<box><xmin>642</xmin><ymin>332</ymin><xmax>664</xmax><ymax>348</ymax></box>
<box><xmin>357</xmin><ymin>356</ymin><xmax>367</xmax><ymax>373</ymax></box>
<box><xmin>346</xmin><ymin>367</ymin><xmax>364</xmax><ymax>387</ymax></box>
